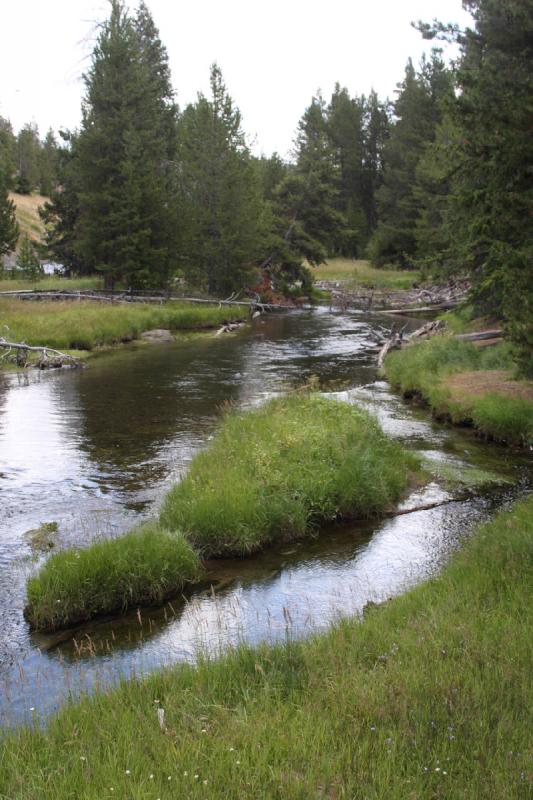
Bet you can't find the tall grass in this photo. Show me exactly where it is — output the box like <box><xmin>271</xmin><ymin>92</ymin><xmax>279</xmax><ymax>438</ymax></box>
<box><xmin>384</xmin><ymin>336</ymin><xmax>533</xmax><ymax>445</ymax></box>
<box><xmin>4</xmin><ymin>495</ymin><xmax>532</xmax><ymax>799</ymax></box>
<box><xmin>161</xmin><ymin>394</ymin><xmax>419</xmax><ymax>556</ymax></box>
<box><xmin>0</xmin><ymin>299</ymin><xmax>248</xmax><ymax>350</ymax></box>
<box><xmin>314</xmin><ymin>258</ymin><xmax>421</xmax><ymax>289</ymax></box>
<box><xmin>25</xmin><ymin>524</ymin><xmax>202</xmax><ymax>631</ymax></box>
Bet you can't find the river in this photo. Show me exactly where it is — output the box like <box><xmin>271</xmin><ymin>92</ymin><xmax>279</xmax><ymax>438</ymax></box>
<box><xmin>0</xmin><ymin>307</ymin><xmax>530</xmax><ymax>728</ymax></box>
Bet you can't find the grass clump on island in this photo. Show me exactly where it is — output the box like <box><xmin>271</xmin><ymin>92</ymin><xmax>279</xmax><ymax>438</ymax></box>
<box><xmin>5</xmin><ymin>496</ymin><xmax>532</xmax><ymax>799</ymax></box>
<box><xmin>0</xmin><ymin>298</ymin><xmax>248</xmax><ymax>351</ymax></box>
<box><xmin>160</xmin><ymin>394</ymin><xmax>419</xmax><ymax>556</ymax></box>
<box><xmin>25</xmin><ymin>395</ymin><xmax>419</xmax><ymax>631</ymax></box>
<box><xmin>385</xmin><ymin>335</ymin><xmax>533</xmax><ymax>446</ymax></box>
<box><xmin>25</xmin><ymin>524</ymin><xmax>201</xmax><ymax>631</ymax></box>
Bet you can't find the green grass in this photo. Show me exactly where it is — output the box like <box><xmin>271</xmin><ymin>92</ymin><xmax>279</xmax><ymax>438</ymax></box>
<box><xmin>384</xmin><ymin>336</ymin><xmax>533</xmax><ymax>446</ymax></box>
<box><xmin>160</xmin><ymin>394</ymin><xmax>419</xmax><ymax>556</ymax></box>
<box><xmin>0</xmin><ymin>298</ymin><xmax>248</xmax><ymax>351</ymax></box>
<box><xmin>24</xmin><ymin>524</ymin><xmax>202</xmax><ymax>631</ymax></box>
<box><xmin>3</xmin><ymin>495</ymin><xmax>532</xmax><ymax>798</ymax></box>
<box><xmin>313</xmin><ymin>258</ymin><xmax>421</xmax><ymax>290</ymax></box>
<box><xmin>0</xmin><ymin>276</ymin><xmax>102</xmax><ymax>292</ymax></box>
<box><xmin>26</xmin><ymin>395</ymin><xmax>418</xmax><ymax>631</ymax></box>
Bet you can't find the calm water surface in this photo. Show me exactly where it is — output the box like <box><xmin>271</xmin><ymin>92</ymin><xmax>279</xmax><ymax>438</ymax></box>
<box><xmin>0</xmin><ymin>308</ymin><xmax>530</xmax><ymax>727</ymax></box>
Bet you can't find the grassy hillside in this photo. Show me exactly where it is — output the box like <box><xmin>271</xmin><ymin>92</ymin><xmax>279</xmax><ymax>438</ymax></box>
<box><xmin>8</xmin><ymin>191</ymin><xmax>48</xmax><ymax>245</ymax></box>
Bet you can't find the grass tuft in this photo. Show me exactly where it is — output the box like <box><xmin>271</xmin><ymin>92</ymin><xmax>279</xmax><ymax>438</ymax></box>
<box><xmin>161</xmin><ymin>394</ymin><xmax>419</xmax><ymax>556</ymax></box>
<box><xmin>24</xmin><ymin>524</ymin><xmax>202</xmax><ymax>631</ymax></box>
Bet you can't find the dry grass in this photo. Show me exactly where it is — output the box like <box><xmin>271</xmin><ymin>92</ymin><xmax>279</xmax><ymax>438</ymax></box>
<box><xmin>446</xmin><ymin>371</ymin><xmax>533</xmax><ymax>403</ymax></box>
<box><xmin>8</xmin><ymin>192</ymin><xmax>48</xmax><ymax>243</ymax></box>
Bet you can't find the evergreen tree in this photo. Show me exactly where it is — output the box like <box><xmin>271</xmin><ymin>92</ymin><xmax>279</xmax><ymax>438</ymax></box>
<box><xmin>38</xmin><ymin>129</ymin><xmax>59</xmax><ymax>196</ymax></box>
<box><xmin>177</xmin><ymin>64</ymin><xmax>267</xmax><ymax>294</ymax></box>
<box><xmin>361</xmin><ymin>90</ymin><xmax>390</xmax><ymax>234</ymax></box>
<box><xmin>76</xmin><ymin>0</ymin><xmax>179</xmax><ymax>289</ymax></box>
<box><xmin>368</xmin><ymin>52</ymin><xmax>452</xmax><ymax>267</ymax></box>
<box><xmin>327</xmin><ymin>85</ymin><xmax>367</xmax><ymax>255</ymax></box>
<box><xmin>0</xmin><ymin>181</ymin><xmax>19</xmax><ymax>259</ymax></box>
<box><xmin>39</xmin><ymin>131</ymin><xmax>85</xmax><ymax>274</ymax></box>
<box><xmin>0</xmin><ymin>117</ymin><xmax>17</xmax><ymax>189</ymax></box>
<box><xmin>16</xmin><ymin>234</ymin><xmax>41</xmax><ymax>280</ymax></box>
<box><xmin>264</xmin><ymin>94</ymin><xmax>345</xmax><ymax>291</ymax></box>
<box><xmin>16</xmin><ymin>123</ymin><xmax>40</xmax><ymax>194</ymax></box>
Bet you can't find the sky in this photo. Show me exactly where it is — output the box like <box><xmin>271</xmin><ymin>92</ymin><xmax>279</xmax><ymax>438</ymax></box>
<box><xmin>0</xmin><ymin>0</ymin><xmax>472</xmax><ymax>158</ymax></box>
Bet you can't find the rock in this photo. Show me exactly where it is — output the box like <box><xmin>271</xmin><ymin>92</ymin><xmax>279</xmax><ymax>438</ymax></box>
<box><xmin>141</xmin><ymin>329</ymin><xmax>174</xmax><ymax>343</ymax></box>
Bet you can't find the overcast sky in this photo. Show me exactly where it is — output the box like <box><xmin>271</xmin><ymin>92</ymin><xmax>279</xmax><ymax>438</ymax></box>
<box><xmin>0</xmin><ymin>0</ymin><xmax>472</xmax><ymax>158</ymax></box>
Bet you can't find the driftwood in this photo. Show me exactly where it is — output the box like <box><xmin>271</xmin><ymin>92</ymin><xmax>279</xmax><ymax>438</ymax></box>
<box><xmin>382</xmin><ymin>495</ymin><xmax>468</xmax><ymax>518</ymax></box>
<box><xmin>379</xmin><ymin>301</ymin><xmax>459</xmax><ymax>315</ymax></box>
<box><xmin>455</xmin><ymin>329</ymin><xmax>502</xmax><ymax>343</ymax></box>
<box><xmin>377</xmin><ymin>324</ymin><xmax>408</xmax><ymax>367</ymax></box>
<box><xmin>0</xmin><ymin>338</ymin><xmax>83</xmax><ymax>369</ymax></box>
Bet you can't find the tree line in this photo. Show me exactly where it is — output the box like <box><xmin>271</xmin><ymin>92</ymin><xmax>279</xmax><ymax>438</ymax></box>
<box><xmin>0</xmin><ymin>0</ymin><xmax>531</xmax><ymax>370</ymax></box>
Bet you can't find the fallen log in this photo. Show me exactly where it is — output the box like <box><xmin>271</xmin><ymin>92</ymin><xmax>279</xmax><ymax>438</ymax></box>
<box><xmin>455</xmin><ymin>329</ymin><xmax>502</xmax><ymax>342</ymax></box>
<box><xmin>379</xmin><ymin>301</ymin><xmax>459</xmax><ymax>315</ymax></box>
<box><xmin>0</xmin><ymin>338</ymin><xmax>83</xmax><ymax>369</ymax></box>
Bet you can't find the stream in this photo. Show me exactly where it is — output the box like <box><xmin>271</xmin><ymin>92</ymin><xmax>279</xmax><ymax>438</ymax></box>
<box><xmin>0</xmin><ymin>307</ymin><xmax>530</xmax><ymax>728</ymax></box>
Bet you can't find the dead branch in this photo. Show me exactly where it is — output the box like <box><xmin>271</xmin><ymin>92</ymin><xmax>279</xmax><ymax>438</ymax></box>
<box><xmin>0</xmin><ymin>338</ymin><xmax>83</xmax><ymax>369</ymax></box>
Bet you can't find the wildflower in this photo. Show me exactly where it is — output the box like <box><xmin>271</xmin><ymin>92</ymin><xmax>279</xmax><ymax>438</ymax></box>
<box><xmin>29</xmin><ymin>707</ymin><xmax>35</xmax><ymax>712</ymax></box>
<box><xmin>194</xmin><ymin>774</ymin><xmax>199</xmax><ymax>780</ymax></box>
<box><xmin>203</xmin><ymin>779</ymin><xmax>208</xmax><ymax>784</ymax></box>
<box><xmin>125</xmin><ymin>770</ymin><xmax>131</xmax><ymax>775</ymax></box>
<box><xmin>167</xmin><ymin>776</ymin><xmax>172</xmax><ymax>781</ymax></box>
<box><xmin>183</xmin><ymin>771</ymin><xmax>188</xmax><ymax>777</ymax></box>
<box><xmin>229</xmin><ymin>747</ymin><xmax>235</xmax><ymax>751</ymax></box>
<box><xmin>80</xmin><ymin>756</ymin><xmax>86</xmax><ymax>761</ymax></box>
<box><xmin>236</xmin><ymin>760</ymin><xmax>241</xmax><ymax>765</ymax></box>
<box><xmin>201</xmin><ymin>728</ymin><xmax>207</xmax><ymax>733</ymax></box>
<box><xmin>149</xmin><ymin>774</ymin><xmax>154</xmax><ymax>780</ymax></box>
<box><xmin>443</xmin><ymin>771</ymin><xmax>447</xmax><ymax>775</ymax></box>
<box><xmin>370</xmin><ymin>726</ymin><xmax>376</xmax><ymax>731</ymax></box>
<box><xmin>435</xmin><ymin>767</ymin><xmax>441</xmax><ymax>772</ymax></box>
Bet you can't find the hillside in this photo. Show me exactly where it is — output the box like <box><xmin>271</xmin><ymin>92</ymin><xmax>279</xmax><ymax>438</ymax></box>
<box><xmin>8</xmin><ymin>191</ymin><xmax>48</xmax><ymax>245</ymax></box>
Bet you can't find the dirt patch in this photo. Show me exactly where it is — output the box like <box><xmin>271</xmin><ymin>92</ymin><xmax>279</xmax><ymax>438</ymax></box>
<box><xmin>445</xmin><ymin>371</ymin><xmax>533</xmax><ymax>403</ymax></box>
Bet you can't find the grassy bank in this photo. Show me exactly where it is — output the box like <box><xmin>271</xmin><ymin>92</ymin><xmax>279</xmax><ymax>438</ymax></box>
<box><xmin>24</xmin><ymin>525</ymin><xmax>202</xmax><ymax>631</ymax></box>
<box><xmin>161</xmin><ymin>395</ymin><xmax>419</xmax><ymax>556</ymax></box>
<box><xmin>5</xmin><ymin>495</ymin><xmax>532</xmax><ymax>798</ymax></box>
<box><xmin>0</xmin><ymin>276</ymin><xmax>103</xmax><ymax>292</ymax></box>
<box><xmin>385</xmin><ymin>336</ymin><xmax>533</xmax><ymax>446</ymax></box>
<box><xmin>25</xmin><ymin>396</ymin><xmax>418</xmax><ymax>630</ymax></box>
<box><xmin>0</xmin><ymin>298</ymin><xmax>248</xmax><ymax>351</ymax></box>
<box><xmin>314</xmin><ymin>258</ymin><xmax>420</xmax><ymax>290</ymax></box>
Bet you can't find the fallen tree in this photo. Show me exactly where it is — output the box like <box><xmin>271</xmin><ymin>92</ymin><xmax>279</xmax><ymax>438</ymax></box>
<box><xmin>0</xmin><ymin>338</ymin><xmax>83</xmax><ymax>369</ymax></box>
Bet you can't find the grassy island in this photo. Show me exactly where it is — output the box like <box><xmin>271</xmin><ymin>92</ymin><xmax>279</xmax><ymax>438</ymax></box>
<box><xmin>6</xmin><ymin>494</ymin><xmax>533</xmax><ymax>799</ymax></box>
<box><xmin>24</xmin><ymin>395</ymin><xmax>419</xmax><ymax>631</ymax></box>
<box><xmin>384</xmin><ymin>336</ymin><xmax>533</xmax><ymax>447</ymax></box>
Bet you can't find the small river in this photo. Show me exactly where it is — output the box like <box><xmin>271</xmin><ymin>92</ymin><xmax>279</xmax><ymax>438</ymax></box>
<box><xmin>0</xmin><ymin>308</ymin><xmax>530</xmax><ymax>728</ymax></box>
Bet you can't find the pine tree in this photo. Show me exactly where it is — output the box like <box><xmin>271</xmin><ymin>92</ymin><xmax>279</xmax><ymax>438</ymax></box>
<box><xmin>368</xmin><ymin>53</ymin><xmax>452</xmax><ymax>267</ymax></box>
<box><xmin>0</xmin><ymin>117</ymin><xmax>17</xmax><ymax>189</ymax></box>
<box><xmin>16</xmin><ymin>234</ymin><xmax>41</xmax><ymax>280</ymax></box>
<box><xmin>76</xmin><ymin>0</ymin><xmax>179</xmax><ymax>289</ymax></box>
<box><xmin>16</xmin><ymin>123</ymin><xmax>40</xmax><ymax>194</ymax></box>
<box><xmin>38</xmin><ymin>129</ymin><xmax>59</xmax><ymax>196</ymax></box>
<box><xmin>177</xmin><ymin>64</ymin><xmax>267</xmax><ymax>295</ymax></box>
<box><xmin>0</xmin><ymin>181</ymin><xmax>19</xmax><ymax>259</ymax></box>
<box><xmin>265</xmin><ymin>95</ymin><xmax>345</xmax><ymax>291</ymax></box>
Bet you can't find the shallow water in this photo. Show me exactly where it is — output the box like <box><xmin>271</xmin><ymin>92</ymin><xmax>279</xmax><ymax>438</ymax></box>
<box><xmin>0</xmin><ymin>308</ymin><xmax>530</xmax><ymax>728</ymax></box>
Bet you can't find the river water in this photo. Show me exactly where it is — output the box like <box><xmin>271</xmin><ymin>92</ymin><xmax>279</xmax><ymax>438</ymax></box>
<box><xmin>0</xmin><ymin>308</ymin><xmax>530</xmax><ymax>728</ymax></box>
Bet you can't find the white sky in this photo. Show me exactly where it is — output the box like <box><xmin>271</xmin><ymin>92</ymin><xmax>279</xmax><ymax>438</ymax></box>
<box><xmin>0</xmin><ymin>0</ymin><xmax>472</xmax><ymax>158</ymax></box>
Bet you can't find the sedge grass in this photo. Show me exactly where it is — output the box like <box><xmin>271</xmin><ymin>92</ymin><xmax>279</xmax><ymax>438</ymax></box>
<box><xmin>0</xmin><ymin>276</ymin><xmax>102</xmax><ymax>292</ymax></box>
<box><xmin>4</xmin><ymin>495</ymin><xmax>532</xmax><ymax>799</ymax></box>
<box><xmin>0</xmin><ymin>298</ymin><xmax>248</xmax><ymax>351</ymax></box>
<box><xmin>161</xmin><ymin>394</ymin><xmax>419</xmax><ymax>556</ymax></box>
<box><xmin>24</xmin><ymin>524</ymin><xmax>202</xmax><ymax>631</ymax></box>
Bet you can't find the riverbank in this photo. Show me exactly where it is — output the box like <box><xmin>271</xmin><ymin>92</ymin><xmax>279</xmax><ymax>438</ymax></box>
<box><xmin>384</xmin><ymin>335</ymin><xmax>533</xmax><ymax>447</ymax></box>
<box><xmin>0</xmin><ymin>298</ymin><xmax>249</xmax><ymax>363</ymax></box>
<box><xmin>25</xmin><ymin>395</ymin><xmax>419</xmax><ymax>631</ymax></box>
<box><xmin>4</xmin><ymin>493</ymin><xmax>532</xmax><ymax>798</ymax></box>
